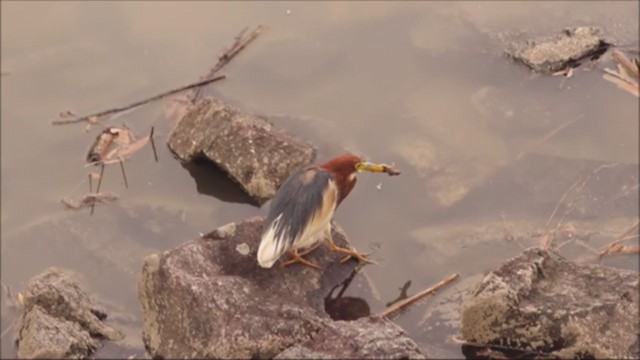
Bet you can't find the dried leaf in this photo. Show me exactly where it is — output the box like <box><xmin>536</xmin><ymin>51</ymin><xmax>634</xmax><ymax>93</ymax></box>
<box><xmin>104</xmin><ymin>136</ymin><xmax>150</xmax><ymax>163</ymax></box>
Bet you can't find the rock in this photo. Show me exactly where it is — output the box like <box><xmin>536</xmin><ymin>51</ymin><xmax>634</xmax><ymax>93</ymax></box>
<box><xmin>274</xmin><ymin>316</ymin><xmax>427</xmax><ymax>359</ymax></box>
<box><xmin>506</xmin><ymin>27</ymin><xmax>610</xmax><ymax>73</ymax></box>
<box><xmin>461</xmin><ymin>248</ymin><xmax>639</xmax><ymax>359</ymax></box>
<box><xmin>15</xmin><ymin>268</ymin><xmax>123</xmax><ymax>359</ymax></box>
<box><xmin>167</xmin><ymin>97</ymin><xmax>317</xmax><ymax>205</ymax></box>
<box><xmin>138</xmin><ymin>217</ymin><xmax>426</xmax><ymax>359</ymax></box>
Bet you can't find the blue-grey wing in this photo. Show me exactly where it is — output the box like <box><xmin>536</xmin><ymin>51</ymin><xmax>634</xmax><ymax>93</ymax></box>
<box><xmin>256</xmin><ymin>167</ymin><xmax>335</xmax><ymax>267</ymax></box>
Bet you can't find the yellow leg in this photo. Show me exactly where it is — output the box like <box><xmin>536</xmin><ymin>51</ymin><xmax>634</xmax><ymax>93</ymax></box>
<box><xmin>325</xmin><ymin>227</ymin><xmax>376</xmax><ymax>265</ymax></box>
<box><xmin>280</xmin><ymin>248</ymin><xmax>321</xmax><ymax>269</ymax></box>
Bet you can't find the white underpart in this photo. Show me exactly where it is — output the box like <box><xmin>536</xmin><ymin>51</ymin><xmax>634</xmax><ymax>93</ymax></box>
<box><xmin>257</xmin><ymin>181</ymin><xmax>338</xmax><ymax>268</ymax></box>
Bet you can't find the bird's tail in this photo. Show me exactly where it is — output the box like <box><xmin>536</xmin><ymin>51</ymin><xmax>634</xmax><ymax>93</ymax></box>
<box><xmin>257</xmin><ymin>220</ymin><xmax>287</xmax><ymax>268</ymax></box>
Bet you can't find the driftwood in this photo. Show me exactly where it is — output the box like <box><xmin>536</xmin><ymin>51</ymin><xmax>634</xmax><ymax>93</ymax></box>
<box><xmin>51</xmin><ymin>75</ymin><xmax>226</xmax><ymax>125</ymax></box>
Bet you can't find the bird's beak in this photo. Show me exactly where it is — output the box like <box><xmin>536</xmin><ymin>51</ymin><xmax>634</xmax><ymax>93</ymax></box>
<box><xmin>356</xmin><ymin>162</ymin><xmax>387</xmax><ymax>173</ymax></box>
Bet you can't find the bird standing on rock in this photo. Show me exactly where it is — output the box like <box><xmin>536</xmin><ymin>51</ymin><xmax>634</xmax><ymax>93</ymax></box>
<box><xmin>257</xmin><ymin>153</ymin><xmax>400</xmax><ymax>269</ymax></box>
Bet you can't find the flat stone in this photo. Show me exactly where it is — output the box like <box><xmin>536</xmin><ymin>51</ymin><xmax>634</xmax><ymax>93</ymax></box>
<box><xmin>506</xmin><ymin>27</ymin><xmax>610</xmax><ymax>73</ymax></box>
<box><xmin>167</xmin><ymin>97</ymin><xmax>317</xmax><ymax>205</ymax></box>
<box><xmin>139</xmin><ymin>217</ymin><xmax>359</xmax><ymax>358</ymax></box>
<box><xmin>461</xmin><ymin>248</ymin><xmax>639</xmax><ymax>358</ymax></box>
<box><xmin>15</xmin><ymin>268</ymin><xmax>123</xmax><ymax>359</ymax></box>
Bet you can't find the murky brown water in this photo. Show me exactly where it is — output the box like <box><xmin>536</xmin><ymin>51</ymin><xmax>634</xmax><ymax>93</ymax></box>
<box><xmin>2</xmin><ymin>1</ymin><xmax>638</xmax><ymax>358</ymax></box>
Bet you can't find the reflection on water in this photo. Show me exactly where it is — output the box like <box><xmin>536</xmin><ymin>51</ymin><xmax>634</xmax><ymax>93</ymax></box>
<box><xmin>181</xmin><ymin>159</ymin><xmax>258</xmax><ymax>206</ymax></box>
<box><xmin>1</xmin><ymin>1</ymin><xmax>638</xmax><ymax>358</ymax></box>
<box><xmin>324</xmin><ymin>267</ymin><xmax>371</xmax><ymax>321</ymax></box>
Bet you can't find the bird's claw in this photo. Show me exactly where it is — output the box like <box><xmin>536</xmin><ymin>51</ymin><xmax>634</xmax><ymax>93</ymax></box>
<box><xmin>281</xmin><ymin>250</ymin><xmax>321</xmax><ymax>269</ymax></box>
<box><xmin>336</xmin><ymin>248</ymin><xmax>376</xmax><ymax>265</ymax></box>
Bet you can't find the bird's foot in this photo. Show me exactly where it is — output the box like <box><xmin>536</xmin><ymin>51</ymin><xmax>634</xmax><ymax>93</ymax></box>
<box><xmin>280</xmin><ymin>249</ymin><xmax>321</xmax><ymax>269</ymax></box>
<box><xmin>330</xmin><ymin>245</ymin><xmax>376</xmax><ymax>265</ymax></box>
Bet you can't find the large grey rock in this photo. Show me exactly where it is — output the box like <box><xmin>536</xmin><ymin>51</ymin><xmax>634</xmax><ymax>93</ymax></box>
<box><xmin>461</xmin><ymin>248</ymin><xmax>639</xmax><ymax>359</ymax></box>
<box><xmin>167</xmin><ymin>97</ymin><xmax>317</xmax><ymax>205</ymax></box>
<box><xmin>15</xmin><ymin>268</ymin><xmax>123</xmax><ymax>359</ymax></box>
<box><xmin>506</xmin><ymin>27</ymin><xmax>610</xmax><ymax>73</ymax></box>
<box><xmin>275</xmin><ymin>316</ymin><xmax>426</xmax><ymax>359</ymax></box>
<box><xmin>138</xmin><ymin>216</ymin><xmax>426</xmax><ymax>359</ymax></box>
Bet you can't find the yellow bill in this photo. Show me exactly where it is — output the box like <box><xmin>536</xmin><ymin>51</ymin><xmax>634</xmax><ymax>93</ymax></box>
<box><xmin>356</xmin><ymin>162</ymin><xmax>401</xmax><ymax>176</ymax></box>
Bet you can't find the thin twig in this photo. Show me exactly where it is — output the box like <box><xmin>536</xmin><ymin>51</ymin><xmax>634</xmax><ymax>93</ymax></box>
<box><xmin>378</xmin><ymin>273</ymin><xmax>459</xmax><ymax>319</ymax></box>
<box><xmin>599</xmin><ymin>219</ymin><xmax>640</xmax><ymax>258</ymax></box>
<box><xmin>188</xmin><ymin>25</ymin><xmax>266</xmax><ymax>103</ymax></box>
<box><xmin>88</xmin><ymin>173</ymin><xmax>93</xmax><ymax>193</ymax></box>
<box><xmin>0</xmin><ymin>317</ymin><xmax>18</xmax><ymax>339</ymax></box>
<box><xmin>149</xmin><ymin>126</ymin><xmax>158</xmax><ymax>162</ymax></box>
<box><xmin>91</xmin><ymin>164</ymin><xmax>105</xmax><ymax>216</ymax></box>
<box><xmin>52</xmin><ymin>75</ymin><xmax>226</xmax><ymax>125</ymax></box>
<box><xmin>119</xmin><ymin>158</ymin><xmax>129</xmax><ymax>189</ymax></box>
<box><xmin>517</xmin><ymin>114</ymin><xmax>583</xmax><ymax>160</ymax></box>
<box><xmin>542</xmin><ymin>163</ymin><xmax>620</xmax><ymax>249</ymax></box>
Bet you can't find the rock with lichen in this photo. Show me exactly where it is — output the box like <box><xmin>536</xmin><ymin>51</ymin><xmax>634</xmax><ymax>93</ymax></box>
<box><xmin>138</xmin><ymin>216</ymin><xmax>427</xmax><ymax>359</ymax></box>
<box><xmin>506</xmin><ymin>27</ymin><xmax>610</xmax><ymax>73</ymax></box>
<box><xmin>167</xmin><ymin>97</ymin><xmax>317</xmax><ymax>205</ymax></box>
<box><xmin>15</xmin><ymin>267</ymin><xmax>123</xmax><ymax>359</ymax></box>
<box><xmin>461</xmin><ymin>248</ymin><xmax>639</xmax><ymax>359</ymax></box>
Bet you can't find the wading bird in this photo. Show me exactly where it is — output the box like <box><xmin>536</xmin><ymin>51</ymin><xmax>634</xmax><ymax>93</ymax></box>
<box><xmin>257</xmin><ymin>153</ymin><xmax>400</xmax><ymax>269</ymax></box>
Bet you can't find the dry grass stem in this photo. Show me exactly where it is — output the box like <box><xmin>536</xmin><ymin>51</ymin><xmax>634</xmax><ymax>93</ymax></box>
<box><xmin>541</xmin><ymin>163</ymin><xmax>620</xmax><ymax>250</ymax></box>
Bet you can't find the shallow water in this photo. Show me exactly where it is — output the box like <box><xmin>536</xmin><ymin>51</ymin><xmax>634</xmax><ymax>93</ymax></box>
<box><xmin>1</xmin><ymin>1</ymin><xmax>638</xmax><ymax>358</ymax></box>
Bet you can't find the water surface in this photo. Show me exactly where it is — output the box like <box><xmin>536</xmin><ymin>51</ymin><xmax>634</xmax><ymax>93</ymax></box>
<box><xmin>2</xmin><ymin>1</ymin><xmax>638</xmax><ymax>358</ymax></box>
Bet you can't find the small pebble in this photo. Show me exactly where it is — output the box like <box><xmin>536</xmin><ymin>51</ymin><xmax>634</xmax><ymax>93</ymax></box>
<box><xmin>376</xmin><ymin>183</ymin><xmax>383</xmax><ymax>191</ymax></box>
<box><xmin>286</xmin><ymin>9</ymin><xmax>291</xmax><ymax>15</ymax></box>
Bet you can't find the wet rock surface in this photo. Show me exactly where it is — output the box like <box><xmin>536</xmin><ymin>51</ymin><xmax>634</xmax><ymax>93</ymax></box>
<box><xmin>506</xmin><ymin>27</ymin><xmax>610</xmax><ymax>73</ymax></box>
<box><xmin>15</xmin><ymin>267</ymin><xmax>123</xmax><ymax>359</ymax></box>
<box><xmin>138</xmin><ymin>216</ymin><xmax>427</xmax><ymax>359</ymax></box>
<box><xmin>275</xmin><ymin>316</ymin><xmax>427</xmax><ymax>359</ymax></box>
<box><xmin>461</xmin><ymin>248</ymin><xmax>639</xmax><ymax>359</ymax></box>
<box><xmin>167</xmin><ymin>97</ymin><xmax>317</xmax><ymax>205</ymax></box>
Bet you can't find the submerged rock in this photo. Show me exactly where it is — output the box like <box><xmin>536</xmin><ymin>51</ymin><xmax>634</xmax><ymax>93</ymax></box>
<box><xmin>138</xmin><ymin>217</ymin><xmax>427</xmax><ymax>359</ymax></box>
<box><xmin>15</xmin><ymin>268</ymin><xmax>122</xmax><ymax>359</ymax></box>
<box><xmin>506</xmin><ymin>27</ymin><xmax>610</xmax><ymax>73</ymax></box>
<box><xmin>461</xmin><ymin>248</ymin><xmax>639</xmax><ymax>359</ymax></box>
<box><xmin>167</xmin><ymin>97</ymin><xmax>316</xmax><ymax>205</ymax></box>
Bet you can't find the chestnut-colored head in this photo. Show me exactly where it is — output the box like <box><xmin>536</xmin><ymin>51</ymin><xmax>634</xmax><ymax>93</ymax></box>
<box><xmin>318</xmin><ymin>153</ymin><xmax>364</xmax><ymax>205</ymax></box>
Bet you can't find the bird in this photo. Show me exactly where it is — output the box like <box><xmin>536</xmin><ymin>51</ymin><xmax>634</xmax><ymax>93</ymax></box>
<box><xmin>257</xmin><ymin>153</ymin><xmax>399</xmax><ymax>269</ymax></box>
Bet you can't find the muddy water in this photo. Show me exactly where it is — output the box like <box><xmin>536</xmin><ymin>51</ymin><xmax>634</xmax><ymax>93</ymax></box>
<box><xmin>1</xmin><ymin>1</ymin><xmax>638</xmax><ymax>358</ymax></box>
